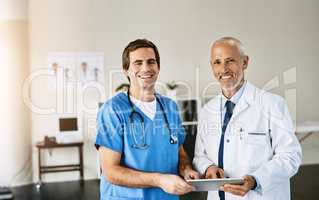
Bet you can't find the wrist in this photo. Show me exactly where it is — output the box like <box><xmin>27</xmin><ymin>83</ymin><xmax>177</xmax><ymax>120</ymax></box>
<box><xmin>249</xmin><ymin>176</ymin><xmax>257</xmax><ymax>190</ymax></box>
<box><xmin>152</xmin><ymin>173</ymin><xmax>163</xmax><ymax>187</ymax></box>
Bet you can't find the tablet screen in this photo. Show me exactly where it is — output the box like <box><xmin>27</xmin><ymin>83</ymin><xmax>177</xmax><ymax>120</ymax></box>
<box><xmin>186</xmin><ymin>178</ymin><xmax>244</xmax><ymax>191</ymax></box>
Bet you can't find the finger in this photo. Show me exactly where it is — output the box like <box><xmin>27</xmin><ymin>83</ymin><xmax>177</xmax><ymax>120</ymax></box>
<box><xmin>224</xmin><ymin>183</ymin><xmax>245</xmax><ymax>191</ymax></box>
<box><xmin>183</xmin><ymin>181</ymin><xmax>196</xmax><ymax>192</ymax></box>
<box><xmin>223</xmin><ymin>184</ymin><xmax>248</xmax><ymax>196</ymax></box>
<box><xmin>177</xmin><ymin>179</ymin><xmax>194</xmax><ymax>190</ymax></box>
<box><xmin>185</xmin><ymin>175</ymin><xmax>193</xmax><ymax>180</ymax></box>
<box><xmin>188</xmin><ymin>172</ymin><xmax>199</xmax><ymax>179</ymax></box>
<box><xmin>184</xmin><ymin>174</ymin><xmax>191</xmax><ymax>180</ymax></box>
<box><xmin>205</xmin><ymin>172</ymin><xmax>218</xmax><ymax>179</ymax></box>
<box><xmin>217</xmin><ymin>169</ymin><xmax>225</xmax><ymax>178</ymax></box>
<box><xmin>175</xmin><ymin>185</ymin><xmax>187</xmax><ymax>194</ymax></box>
<box><xmin>188</xmin><ymin>173</ymin><xmax>194</xmax><ymax>179</ymax></box>
<box><xmin>176</xmin><ymin>183</ymin><xmax>194</xmax><ymax>194</ymax></box>
<box><xmin>173</xmin><ymin>183</ymin><xmax>186</xmax><ymax>194</ymax></box>
<box><xmin>186</xmin><ymin>185</ymin><xmax>196</xmax><ymax>192</ymax></box>
<box><xmin>224</xmin><ymin>186</ymin><xmax>245</xmax><ymax>196</ymax></box>
<box><xmin>184</xmin><ymin>183</ymin><xmax>195</xmax><ymax>192</ymax></box>
<box><xmin>192</xmin><ymin>172</ymin><xmax>200</xmax><ymax>179</ymax></box>
<box><xmin>169</xmin><ymin>177</ymin><xmax>193</xmax><ymax>195</ymax></box>
<box><xmin>243</xmin><ymin>175</ymin><xmax>255</xmax><ymax>189</ymax></box>
<box><xmin>223</xmin><ymin>184</ymin><xmax>242</xmax><ymax>193</ymax></box>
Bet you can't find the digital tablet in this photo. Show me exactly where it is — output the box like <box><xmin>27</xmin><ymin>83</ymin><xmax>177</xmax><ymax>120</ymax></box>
<box><xmin>186</xmin><ymin>178</ymin><xmax>244</xmax><ymax>191</ymax></box>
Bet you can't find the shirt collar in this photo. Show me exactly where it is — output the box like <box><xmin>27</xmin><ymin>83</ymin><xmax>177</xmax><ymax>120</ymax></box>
<box><xmin>221</xmin><ymin>80</ymin><xmax>247</xmax><ymax>107</ymax></box>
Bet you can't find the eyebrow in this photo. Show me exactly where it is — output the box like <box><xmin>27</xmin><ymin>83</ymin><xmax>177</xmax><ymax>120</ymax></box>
<box><xmin>213</xmin><ymin>57</ymin><xmax>235</xmax><ymax>61</ymax></box>
<box><xmin>132</xmin><ymin>58</ymin><xmax>156</xmax><ymax>63</ymax></box>
<box><xmin>132</xmin><ymin>60</ymin><xmax>143</xmax><ymax>64</ymax></box>
<box><xmin>147</xmin><ymin>58</ymin><xmax>156</xmax><ymax>62</ymax></box>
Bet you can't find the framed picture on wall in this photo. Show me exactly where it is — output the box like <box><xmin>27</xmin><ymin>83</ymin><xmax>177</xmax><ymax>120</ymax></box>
<box><xmin>76</xmin><ymin>52</ymin><xmax>105</xmax><ymax>85</ymax></box>
<box><xmin>48</xmin><ymin>52</ymin><xmax>105</xmax><ymax>86</ymax></box>
<box><xmin>176</xmin><ymin>97</ymin><xmax>201</xmax><ymax>124</ymax></box>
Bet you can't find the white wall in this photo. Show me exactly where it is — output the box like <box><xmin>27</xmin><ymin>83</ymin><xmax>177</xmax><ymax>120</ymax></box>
<box><xmin>28</xmin><ymin>0</ymin><xmax>319</xmax><ymax>182</ymax></box>
<box><xmin>0</xmin><ymin>0</ymin><xmax>28</xmax><ymax>20</ymax></box>
<box><xmin>0</xmin><ymin>0</ymin><xmax>31</xmax><ymax>186</ymax></box>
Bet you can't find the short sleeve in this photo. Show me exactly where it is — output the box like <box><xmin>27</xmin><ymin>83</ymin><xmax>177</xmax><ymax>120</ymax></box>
<box><xmin>95</xmin><ymin>103</ymin><xmax>124</xmax><ymax>154</ymax></box>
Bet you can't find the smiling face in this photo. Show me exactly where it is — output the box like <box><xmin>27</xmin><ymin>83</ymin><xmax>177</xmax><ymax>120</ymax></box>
<box><xmin>210</xmin><ymin>42</ymin><xmax>249</xmax><ymax>98</ymax></box>
<box><xmin>124</xmin><ymin>47</ymin><xmax>159</xmax><ymax>93</ymax></box>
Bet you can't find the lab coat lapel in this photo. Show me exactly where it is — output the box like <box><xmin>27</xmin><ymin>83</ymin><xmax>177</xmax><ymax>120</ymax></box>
<box><xmin>231</xmin><ymin>101</ymin><xmax>249</xmax><ymax>121</ymax></box>
<box><xmin>230</xmin><ymin>81</ymin><xmax>256</xmax><ymax>121</ymax></box>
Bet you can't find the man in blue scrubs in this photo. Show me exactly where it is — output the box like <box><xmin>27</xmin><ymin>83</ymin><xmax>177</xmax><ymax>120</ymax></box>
<box><xmin>95</xmin><ymin>39</ymin><xmax>199</xmax><ymax>200</ymax></box>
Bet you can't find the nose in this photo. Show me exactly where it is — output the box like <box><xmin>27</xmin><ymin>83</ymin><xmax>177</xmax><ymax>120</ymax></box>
<box><xmin>141</xmin><ymin>61</ymin><xmax>151</xmax><ymax>71</ymax></box>
<box><xmin>220</xmin><ymin>61</ymin><xmax>230</xmax><ymax>72</ymax></box>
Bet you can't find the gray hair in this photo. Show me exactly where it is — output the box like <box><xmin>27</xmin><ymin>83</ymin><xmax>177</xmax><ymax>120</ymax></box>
<box><xmin>212</xmin><ymin>37</ymin><xmax>246</xmax><ymax>56</ymax></box>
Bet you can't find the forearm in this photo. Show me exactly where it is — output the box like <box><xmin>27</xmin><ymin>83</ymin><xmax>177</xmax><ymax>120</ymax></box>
<box><xmin>179</xmin><ymin>146</ymin><xmax>193</xmax><ymax>177</ymax></box>
<box><xmin>100</xmin><ymin>147</ymin><xmax>162</xmax><ymax>188</ymax></box>
<box><xmin>99</xmin><ymin>147</ymin><xmax>193</xmax><ymax>195</ymax></box>
<box><xmin>104</xmin><ymin>165</ymin><xmax>161</xmax><ymax>188</ymax></box>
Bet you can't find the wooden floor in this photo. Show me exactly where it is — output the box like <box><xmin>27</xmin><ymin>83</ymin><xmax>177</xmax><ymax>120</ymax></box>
<box><xmin>291</xmin><ymin>164</ymin><xmax>319</xmax><ymax>200</ymax></box>
<box><xmin>11</xmin><ymin>164</ymin><xmax>319</xmax><ymax>200</ymax></box>
<box><xmin>12</xmin><ymin>180</ymin><xmax>99</xmax><ymax>200</ymax></box>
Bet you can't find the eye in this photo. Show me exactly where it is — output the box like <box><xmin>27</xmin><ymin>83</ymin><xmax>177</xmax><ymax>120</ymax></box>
<box><xmin>147</xmin><ymin>59</ymin><xmax>157</xmax><ymax>65</ymax></box>
<box><xmin>225</xmin><ymin>58</ymin><xmax>235</xmax><ymax>64</ymax></box>
<box><xmin>133</xmin><ymin>61</ymin><xmax>143</xmax><ymax>66</ymax></box>
<box><xmin>213</xmin><ymin>60</ymin><xmax>221</xmax><ymax>65</ymax></box>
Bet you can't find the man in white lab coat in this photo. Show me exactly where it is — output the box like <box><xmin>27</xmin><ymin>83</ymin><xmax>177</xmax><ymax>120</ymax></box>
<box><xmin>193</xmin><ymin>37</ymin><xmax>302</xmax><ymax>200</ymax></box>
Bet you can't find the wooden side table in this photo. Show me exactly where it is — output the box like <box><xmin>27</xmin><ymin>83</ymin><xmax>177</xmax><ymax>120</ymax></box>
<box><xmin>36</xmin><ymin>141</ymin><xmax>84</xmax><ymax>186</ymax></box>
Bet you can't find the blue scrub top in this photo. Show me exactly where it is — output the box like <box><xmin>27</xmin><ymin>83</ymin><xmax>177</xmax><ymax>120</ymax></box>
<box><xmin>95</xmin><ymin>92</ymin><xmax>186</xmax><ymax>200</ymax></box>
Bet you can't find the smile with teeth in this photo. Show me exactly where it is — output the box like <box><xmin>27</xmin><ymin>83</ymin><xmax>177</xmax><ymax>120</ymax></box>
<box><xmin>220</xmin><ymin>74</ymin><xmax>232</xmax><ymax>80</ymax></box>
<box><xmin>138</xmin><ymin>74</ymin><xmax>153</xmax><ymax>79</ymax></box>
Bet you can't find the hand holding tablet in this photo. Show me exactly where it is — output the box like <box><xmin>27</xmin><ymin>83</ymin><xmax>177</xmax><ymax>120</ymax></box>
<box><xmin>186</xmin><ymin>178</ymin><xmax>244</xmax><ymax>191</ymax></box>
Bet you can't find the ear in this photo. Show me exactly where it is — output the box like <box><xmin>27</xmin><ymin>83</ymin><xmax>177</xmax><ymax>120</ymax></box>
<box><xmin>242</xmin><ymin>55</ymin><xmax>249</xmax><ymax>70</ymax></box>
<box><xmin>123</xmin><ymin>69</ymin><xmax>128</xmax><ymax>76</ymax></box>
<box><xmin>210</xmin><ymin>60</ymin><xmax>213</xmax><ymax>67</ymax></box>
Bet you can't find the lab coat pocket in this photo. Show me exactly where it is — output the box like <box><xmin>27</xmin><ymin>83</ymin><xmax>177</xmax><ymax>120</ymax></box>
<box><xmin>246</xmin><ymin>132</ymin><xmax>267</xmax><ymax>146</ymax></box>
<box><xmin>248</xmin><ymin>132</ymin><xmax>267</xmax><ymax>136</ymax></box>
<box><xmin>242</xmin><ymin>132</ymin><xmax>268</xmax><ymax>170</ymax></box>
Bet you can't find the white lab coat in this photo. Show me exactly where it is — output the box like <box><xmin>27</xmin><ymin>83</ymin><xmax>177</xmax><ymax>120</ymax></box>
<box><xmin>193</xmin><ymin>81</ymin><xmax>302</xmax><ymax>200</ymax></box>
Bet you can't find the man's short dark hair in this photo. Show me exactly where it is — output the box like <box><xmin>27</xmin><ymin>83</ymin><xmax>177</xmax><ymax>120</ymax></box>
<box><xmin>122</xmin><ymin>39</ymin><xmax>160</xmax><ymax>71</ymax></box>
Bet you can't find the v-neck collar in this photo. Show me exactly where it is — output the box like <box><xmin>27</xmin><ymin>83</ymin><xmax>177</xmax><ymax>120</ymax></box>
<box><xmin>122</xmin><ymin>92</ymin><xmax>161</xmax><ymax>122</ymax></box>
<box><xmin>133</xmin><ymin>100</ymin><xmax>159</xmax><ymax>122</ymax></box>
